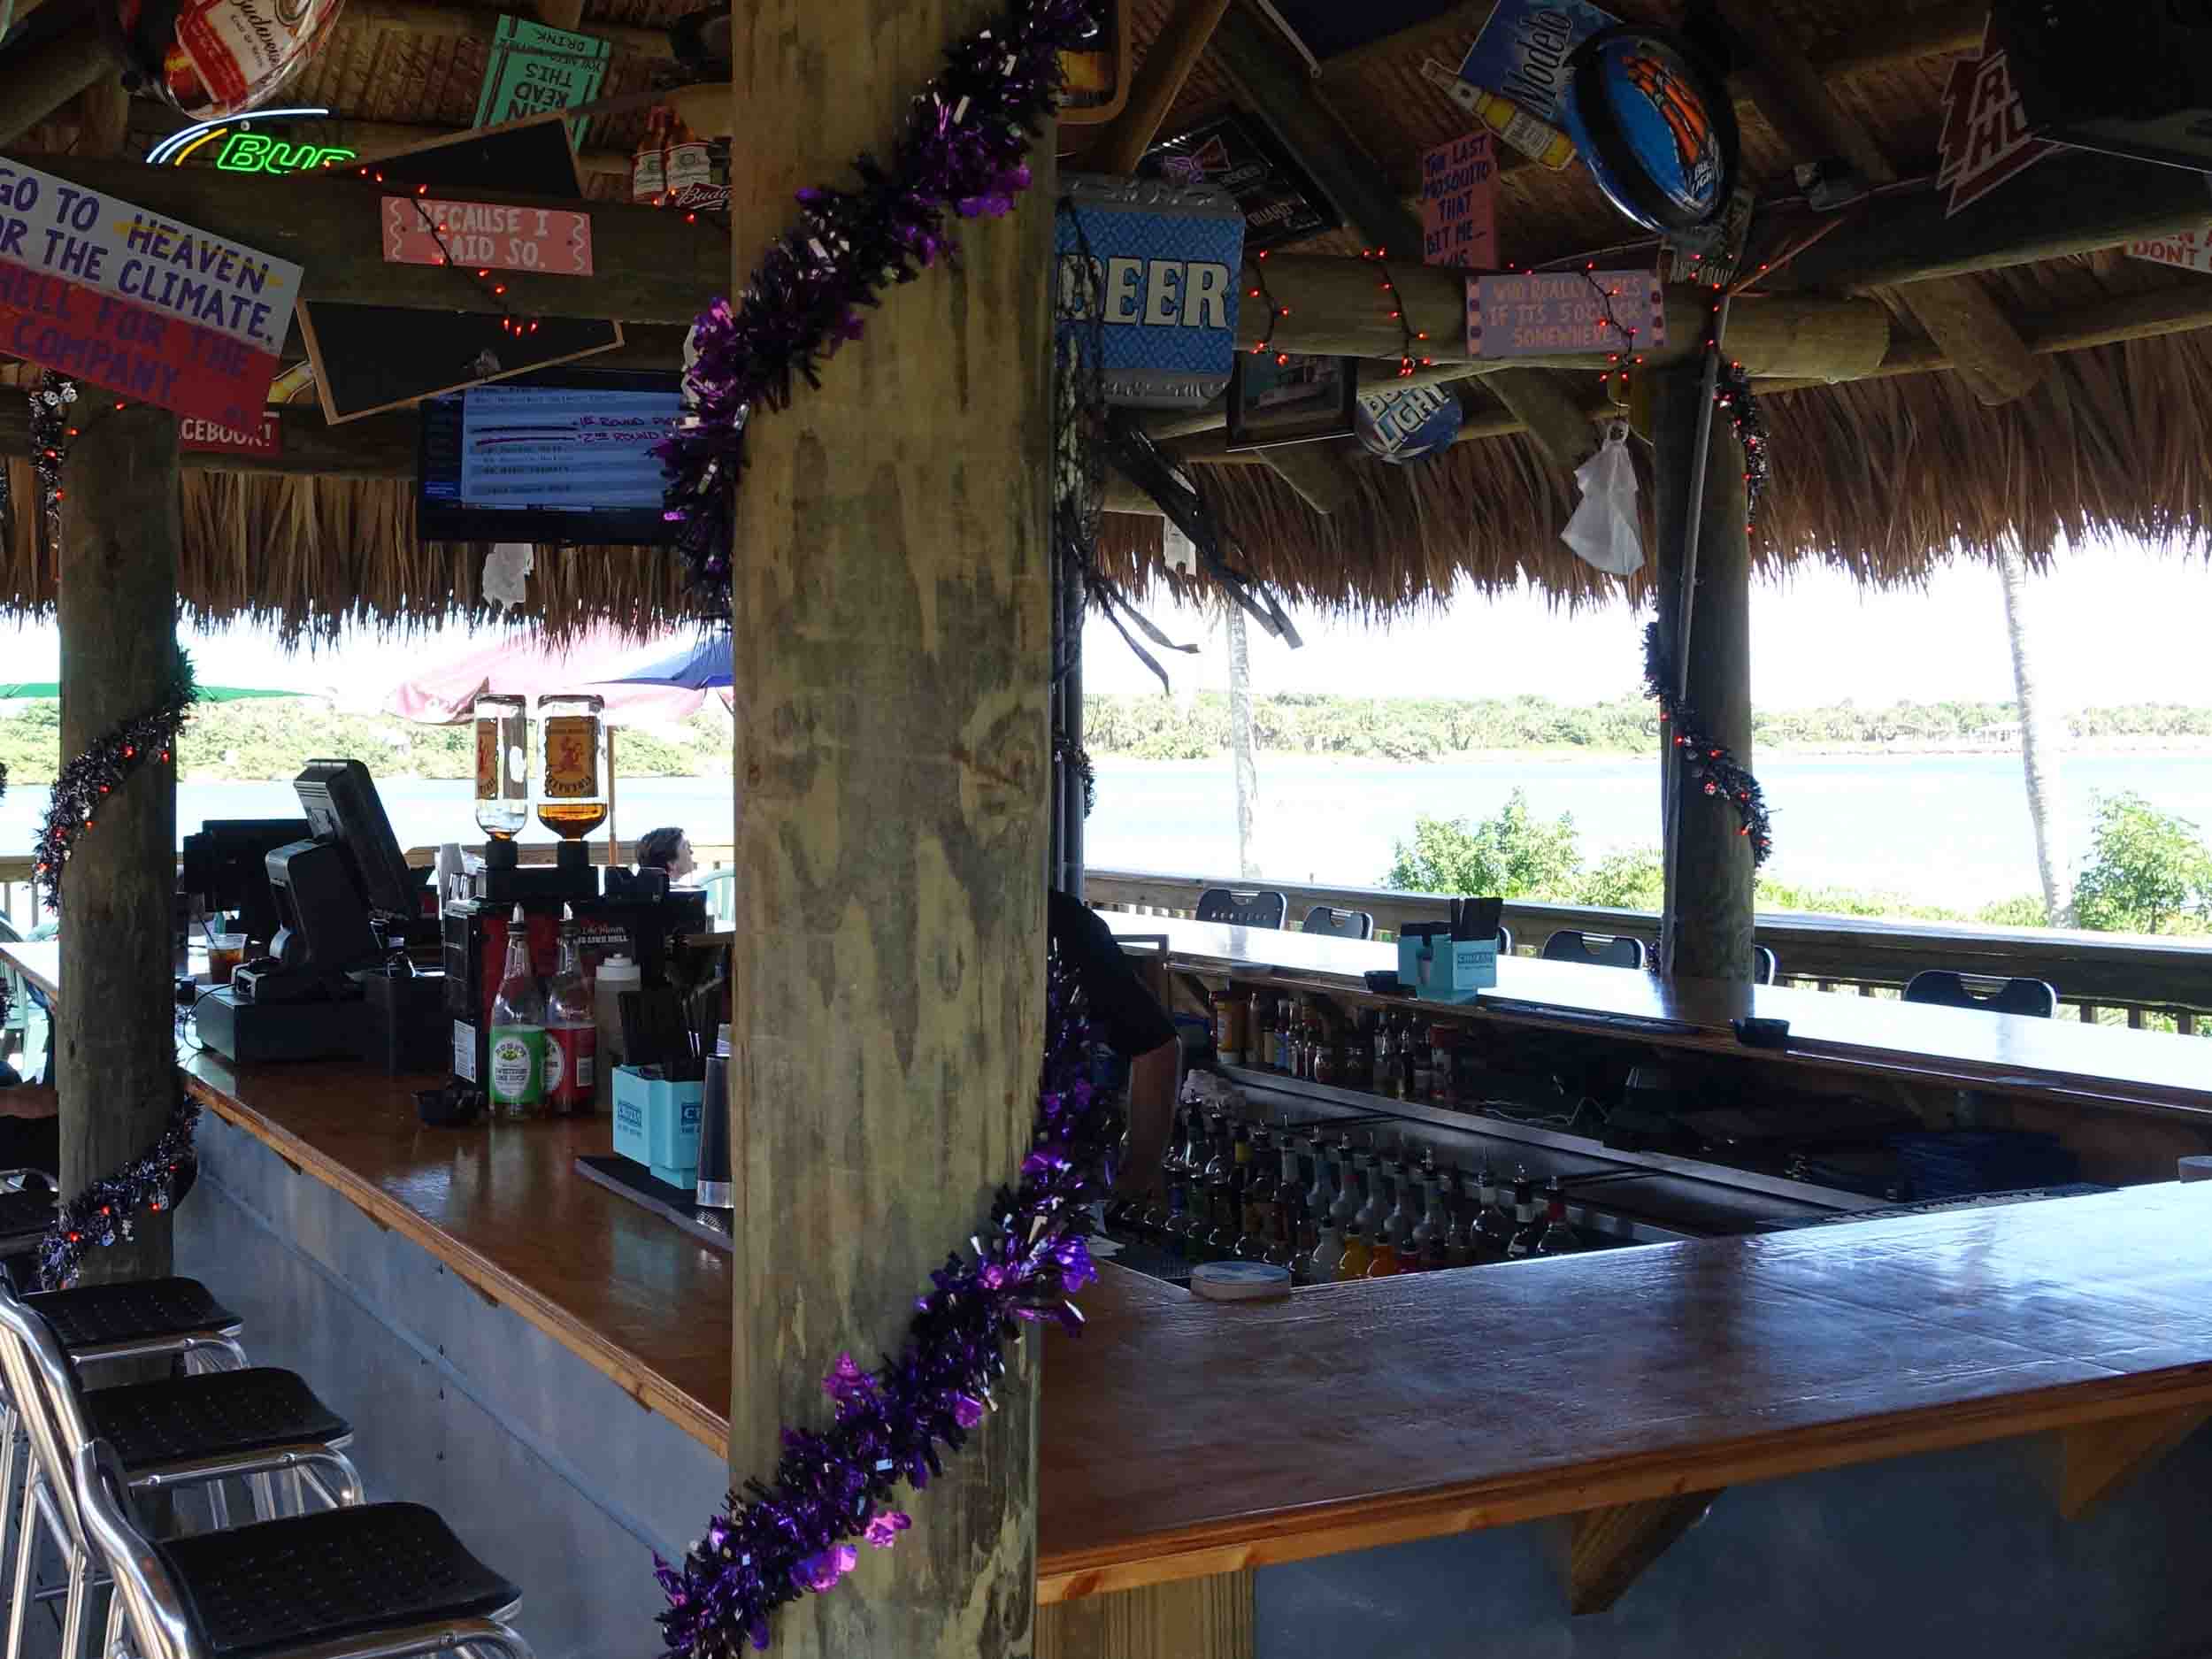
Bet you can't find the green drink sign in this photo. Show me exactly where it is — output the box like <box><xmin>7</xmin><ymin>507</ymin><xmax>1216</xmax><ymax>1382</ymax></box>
<box><xmin>473</xmin><ymin>16</ymin><xmax>611</xmax><ymax>143</ymax></box>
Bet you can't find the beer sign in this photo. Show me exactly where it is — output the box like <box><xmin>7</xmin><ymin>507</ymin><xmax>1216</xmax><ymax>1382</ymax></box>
<box><xmin>1055</xmin><ymin>173</ymin><xmax>1245</xmax><ymax>408</ymax></box>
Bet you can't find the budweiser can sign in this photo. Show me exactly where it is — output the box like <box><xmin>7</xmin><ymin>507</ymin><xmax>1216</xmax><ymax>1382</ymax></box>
<box><xmin>111</xmin><ymin>0</ymin><xmax>349</xmax><ymax>119</ymax></box>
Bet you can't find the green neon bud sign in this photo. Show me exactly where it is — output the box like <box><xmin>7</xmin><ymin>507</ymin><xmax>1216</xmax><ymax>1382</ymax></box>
<box><xmin>211</xmin><ymin>132</ymin><xmax>357</xmax><ymax>174</ymax></box>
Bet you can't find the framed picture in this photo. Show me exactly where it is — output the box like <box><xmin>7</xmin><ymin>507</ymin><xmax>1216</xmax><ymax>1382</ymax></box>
<box><xmin>1225</xmin><ymin>353</ymin><xmax>1359</xmax><ymax>450</ymax></box>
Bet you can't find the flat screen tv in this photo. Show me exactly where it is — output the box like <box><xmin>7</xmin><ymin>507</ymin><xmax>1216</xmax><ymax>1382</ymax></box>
<box><xmin>416</xmin><ymin>369</ymin><xmax>684</xmax><ymax>547</ymax></box>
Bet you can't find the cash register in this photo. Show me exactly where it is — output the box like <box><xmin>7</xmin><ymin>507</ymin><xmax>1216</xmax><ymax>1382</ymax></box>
<box><xmin>197</xmin><ymin>760</ymin><xmax>438</xmax><ymax>1065</ymax></box>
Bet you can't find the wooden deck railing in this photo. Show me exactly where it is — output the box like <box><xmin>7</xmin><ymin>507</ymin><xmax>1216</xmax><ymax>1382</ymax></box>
<box><xmin>1083</xmin><ymin>866</ymin><xmax>2212</xmax><ymax>1037</ymax></box>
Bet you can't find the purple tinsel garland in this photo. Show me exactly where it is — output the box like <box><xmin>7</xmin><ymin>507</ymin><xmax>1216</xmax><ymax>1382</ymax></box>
<box><xmin>1645</xmin><ymin>620</ymin><xmax>1774</xmax><ymax>865</ymax></box>
<box><xmin>33</xmin><ymin>648</ymin><xmax>199</xmax><ymax>916</ymax></box>
<box><xmin>655</xmin><ymin>0</ymin><xmax>1100</xmax><ymax>603</ymax></box>
<box><xmin>655</xmin><ymin>960</ymin><xmax>1115</xmax><ymax>1655</ymax></box>
<box><xmin>38</xmin><ymin>1098</ymin><xmax>200</xmax><ymax>1290</ymax></box>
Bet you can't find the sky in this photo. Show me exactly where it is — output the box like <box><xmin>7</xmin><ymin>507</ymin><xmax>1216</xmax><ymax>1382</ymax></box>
<box><xmin>1079</xmin><ymin>539</ymin><xmax>2212</xmax><ymax>713</ymax></box>
<box><xmin>0</xmin><ymin>537</ymin><xmax>2198</xmax><ymax>715</ymax></box>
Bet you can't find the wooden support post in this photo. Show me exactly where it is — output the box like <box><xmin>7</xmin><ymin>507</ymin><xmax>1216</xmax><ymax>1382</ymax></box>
<box><xmin>1037</xmin><ymin>1571</ymin><xmax>1255</xmax><ymax>1659</ymax></box>
<box><xmin>1088</xmin><ymin>0</ymin><xmax>1233</xmax><ymax>173</ymax></box>
<box><xmin>1563</xmin><ymin>1491</ymin><xmax>1721</xmax><ymax>1615</ymax></box>
<box><xmin>1651</xmin><ymin>364</ymin><xmax>1755</xmax><ymax>983</ymax></box>
<box><xmin>2056</xmin><ymin>1406</ymin><xmax>2211</xmax><ymax>1520</ymax></box>
<box><xmin>727</xmin><ymin>0</ymin><xmax>1050</xmax><ymax>1654</ymax></box>
<box><xmin>57</xmin><ymin>404</ymin><xmax>181</xmax><ymax>1285</ymax></box>
<box><xmin>1481</xmin><ymin>367</ymin><xmax>1603</xmax><ymax>472</ymax></box>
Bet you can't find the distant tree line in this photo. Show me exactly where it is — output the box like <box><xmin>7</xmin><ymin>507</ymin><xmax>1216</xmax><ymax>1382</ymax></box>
<box><xmin>0</xmin><ymin>700</ymin><xmax>735</xmax><ymax>785</ymax></box>
<box><xmin>1385</xmin><ymin>789</ymin><xmax>2212</xmax><ymax>937</ymax></box>
<box><xmin>1085</xmin><ymin>692</ymin><xmax>2212</xmax><ymax>763</ymax></box>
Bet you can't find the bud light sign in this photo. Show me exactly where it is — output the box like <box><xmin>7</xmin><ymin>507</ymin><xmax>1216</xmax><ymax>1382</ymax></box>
<box><xmin>1356</xmin><ymin>383</ymin><xmax>1463</xmax><ymax>465</ymax></box>
<box><xmin>1056</xmin><ymin>173</ymin><xmax>1245</xmax><ymax>408</ymax></box>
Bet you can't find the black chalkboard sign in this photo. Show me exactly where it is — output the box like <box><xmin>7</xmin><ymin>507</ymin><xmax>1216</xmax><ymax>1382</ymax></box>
<box><xmin>297</xmin><ymin>112</ymin><xmax>623</xmax><ymax>425</ymax></box>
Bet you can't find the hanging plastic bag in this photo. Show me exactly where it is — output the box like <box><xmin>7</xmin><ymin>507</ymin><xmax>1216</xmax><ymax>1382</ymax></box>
<box><xmin>482</xmin><ymin>542</ymin><xmax>534</xmax><ymax>612</ymax></box>
<box><xmin>1561</xmin><ymin>424</ymin><xmax>1644</xmax><ymax>577</ymax></box>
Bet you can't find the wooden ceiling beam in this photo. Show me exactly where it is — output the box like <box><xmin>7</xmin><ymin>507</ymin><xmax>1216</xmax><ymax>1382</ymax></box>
<box><xmin>342</xmin><ymin>0</ymin><xmax>674</xmax><ymax>59</ymax></box>
<box><xmin>12</xmin><ymin>155</ymin><xmax>720</xmax><ymax>325</ymax></box>
<box><xmin>1712</xmin><ymin>0</ymin><xmax>2040</xmax><ymax>406</ymax></box>
<box><xmin>0</xmin><ymin>18</ymin><xmax>123</xmax><ymax>150</ymax></box>
<box><xmin>1088</xmin><ymin>0</ymin><xmax>1234</xmax><ymax>174</ymax></box>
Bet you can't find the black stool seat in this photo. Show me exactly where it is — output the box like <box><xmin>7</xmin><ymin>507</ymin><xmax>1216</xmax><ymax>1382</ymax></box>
<box><xmin>157</xmin><ymin>1502</ymin><xmax>520</xmax><ymax>1659</ymax></box>
<box><xmin>86</xmin><ymin>1368</ymin><xmax>349</xmax><ymax>1471</ymax></box>
<box><xmin>0</xmin><ymin>1188</ymin><xmax>53</xmax><ymax>1242</ymax></box>
<box><xmin>25</xmin><ymin>1276</ymin><xmax>239</xmax><ymax>1349</ymax></box>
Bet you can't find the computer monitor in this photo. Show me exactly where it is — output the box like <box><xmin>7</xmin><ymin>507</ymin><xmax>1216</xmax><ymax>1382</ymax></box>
<box><xmin>180</xmin><ymin>818</ymin><xmax>311</xmax><ymax>942</ymax></box>
<box><xmin>293</xmin><ymin>759</ymin><xmax>419</xmax><ymax>919</ymax></box>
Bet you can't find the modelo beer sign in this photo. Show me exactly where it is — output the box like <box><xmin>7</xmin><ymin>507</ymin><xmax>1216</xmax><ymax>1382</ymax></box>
<box><xmin>1054</xmin><ymin>173</ymin><xmax>1244</xmax><ymax>408</ymax></box>
<box><xmin>105</xmin><ymin>0</ymin><xmax>349</xmax><ymax>120</ymax></box>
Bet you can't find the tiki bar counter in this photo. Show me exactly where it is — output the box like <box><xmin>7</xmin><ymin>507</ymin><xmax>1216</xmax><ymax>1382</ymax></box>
<box><xmin>12</xmin><ymin>0</ymin><xmax>2212</xmax><ymax>1656</ymax></box>
<box><xmin>14</xmin><ymin>934</ymin><xmax>2212</xmax><ymax>1658</ymax></box>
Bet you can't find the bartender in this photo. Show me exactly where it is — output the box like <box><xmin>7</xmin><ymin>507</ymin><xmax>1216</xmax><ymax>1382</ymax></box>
<box><xmin>1048</xmin><ymin>889</ymin><xmax>1178</xmax><ymax>1198</ymax></box>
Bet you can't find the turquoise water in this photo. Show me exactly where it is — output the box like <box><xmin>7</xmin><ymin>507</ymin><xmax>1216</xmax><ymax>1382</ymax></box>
<box><xmin>4</xmin><ymin>751</ymin><xmax>2208</xmax><ymax>908</ymax></box>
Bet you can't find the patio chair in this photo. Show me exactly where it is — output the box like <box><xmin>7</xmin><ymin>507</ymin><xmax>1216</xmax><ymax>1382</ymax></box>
<box><xmin>1541</xmin><ymin>929</ymin><xmax>1647</xmax><ymax>971</ymax></box>
<box><xmin>1755</xmin><ymin>945</ymin><xmax>1778</xmax><ymax>986</ymax></box>
<box><xmin>1300</xmin><ymin>905</ymin><xmax>1374</xmax><ymax>941</ymax></box>
<box><xmin>1195</xmin><ymin>887</ymin><xmax>1288</xmax><ymax>930</ymax></box>
<box><xmin>1903</xmin><ymin>970</ymin><xmax>2057</xmax><ymax>1018</ymax></box>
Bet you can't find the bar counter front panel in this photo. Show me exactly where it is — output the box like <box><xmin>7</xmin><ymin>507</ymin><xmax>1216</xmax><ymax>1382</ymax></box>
<box><xmin>14</xmin><ymin>940</ymin><xmax>2212</xmax><ymax>1659</ymax></box>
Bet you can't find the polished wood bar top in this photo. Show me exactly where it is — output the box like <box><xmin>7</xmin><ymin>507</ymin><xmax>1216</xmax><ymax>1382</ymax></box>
<box><xmin>180</xmin><ymin>1048</ymin><xmax>738</xmax><ymax>1457</ymax></box>
<box><xmin>1040</xmin><ymin>1183</ymin><xmax>2212</xmax><ymax>1600</ymax></box>
<box><xmin>1105</xmin><ymin>912</ymin><xmax>2212</xmax><ymax>1118</ymax></box>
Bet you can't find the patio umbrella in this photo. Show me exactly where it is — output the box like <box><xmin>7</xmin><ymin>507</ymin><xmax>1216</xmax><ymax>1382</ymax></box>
<box><xmin>0</xmin><ymin>682</ymin><xmax>308</xmax><ymax>702</ymax></box>
<box><xmin>587</xmin><ymin>633</ymin><xmax>732</xmax><ymax>693</ymax></box>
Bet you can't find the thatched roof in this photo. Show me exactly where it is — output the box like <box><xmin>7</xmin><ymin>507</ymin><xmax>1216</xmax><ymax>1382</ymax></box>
<box><xmin>5</xmin><ymin>0</ymin><xmax>2210</xmax><ymax>630</ymax></box>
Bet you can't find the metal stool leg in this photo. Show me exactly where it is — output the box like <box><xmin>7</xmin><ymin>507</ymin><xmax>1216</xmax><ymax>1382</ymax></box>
<box><xmin>58</xmin><ymin>1542</ymin><xmax>88</xmax><ymax>1659</ymax></box>
<box><xmin>204</xmin><ymin>1478</ymin><xmax>230</xmax><ymax>1531</ymax></box>
<box><xmin>4</xmin><ymin>1473</ymin><xmax>40</xmax><ymax>1659</ymax></box>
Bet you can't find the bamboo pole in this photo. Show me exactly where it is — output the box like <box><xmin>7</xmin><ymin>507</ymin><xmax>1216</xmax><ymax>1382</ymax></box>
<box><xmin>726</xmin><ymin>2</ymin><xmax>1050</xmax><ymax>1655</ymax></box>
<box><xmin>57</xmin><ymin>403</ymin><xmax>181</xmax><ymax>1284</ymax></box>
<box><xmin>0</xmin><ymin>17</ymin><xmax>120</xmax><ymax>150</ymax></box>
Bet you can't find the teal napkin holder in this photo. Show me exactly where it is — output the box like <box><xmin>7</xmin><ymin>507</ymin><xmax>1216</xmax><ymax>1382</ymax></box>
<box><xmin>1419</xmin><ymin>936</ymin><xmax>1498</xmax><ymax>1002</ymax></box>
<box><xmin>612</xmin><ymin>1065</ymin><xmax>703</xmax><ymax>1189</ymax></box>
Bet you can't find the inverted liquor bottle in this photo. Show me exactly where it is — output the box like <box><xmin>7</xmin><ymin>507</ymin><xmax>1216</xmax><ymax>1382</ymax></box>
<box><xmin>535</xmin><ymin>693</ymin><xmax>611</xmax><ymax>840</ymax></box>
<box><xmin>1471</xmin><ymin>1164</ymin><xmax>1514</xmax><ymax>1262</ymax></box>
<box><xmin>1239</xmin><ymin>1126</ymin><xmax>1279</xmax><ymax>1257</ymax></box>
<box><xmin>1504</xmin><ymin>1174</ymin><xmax>1547</xmax><ymax>1260</ymax></box>
<box><xmin>1535</xmin><ymin>1178</ymin><xmax>1586</xmax><ymax>1255</ymax></box>
<box><xmin>472</xmin><ymin>692</ymin><xmax>529</xmax><ymax>841</ymax></box>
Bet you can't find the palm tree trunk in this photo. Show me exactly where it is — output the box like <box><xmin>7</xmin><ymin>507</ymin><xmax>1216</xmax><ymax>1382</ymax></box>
<box><xmin>1226</xmin><ymin>606</ymin><xmax>1258</xmax><ymax>879</ymax></box>
<box><xmin>1998</xmin><ymin>539</ymin><xmax>2072</xmax><ymax>924</ymax></box>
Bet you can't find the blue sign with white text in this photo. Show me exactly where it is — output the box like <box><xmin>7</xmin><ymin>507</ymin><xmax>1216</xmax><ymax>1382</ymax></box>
<box><xmin>1056</xmin><ymin>173</ymin><xmax>1244</xmax><ymax>409</ymax></box>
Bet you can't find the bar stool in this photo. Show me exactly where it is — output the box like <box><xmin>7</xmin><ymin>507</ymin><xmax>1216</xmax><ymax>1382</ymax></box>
<box><xmin>1299</xmin><ymin>904</ymin><xmax>1374</xmax><ymax>941</ymax></box>
<box><xmin>1196</xmin><ymin>887</ymin><xmax>1287</xmax><ymax>929</ymax></box>
<box><xmin>0</xmin><ymin>1279</ymin><xmax>361</xmax><ymax>1659</ymax></box>
<box><xmin>1541</xmin><ymin>929</ymin><xmax>1647</xmax><ymax>970</ymax></box>
<box><xmin>1903</xmin><ymin>970</ymin><xmax>2057</xmax><ymax>1018</ymax></box>
<box><xmin>1755</xmin><ymin>945</ymin><xmax>1779</xmax><ymax>986</ymax></box>
<box><xmin>76</xmin><ymin>1438</ymin><xmax>534</xmax><ymax>1659</ymax></box>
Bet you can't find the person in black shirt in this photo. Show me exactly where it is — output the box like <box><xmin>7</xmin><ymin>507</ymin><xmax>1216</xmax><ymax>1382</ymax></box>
<box><xmin>1048</xmin><ymin>889</ymin><xmax>1179</xmax><ymax>1197</ymax></box>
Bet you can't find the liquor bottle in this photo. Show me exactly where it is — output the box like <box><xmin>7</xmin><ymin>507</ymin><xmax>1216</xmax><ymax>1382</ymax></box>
<box><xmin>1535</xmin><ymin>1179</ymin><xmax>1586</xmax><ymax>1256</ymax></box>
<box><xmin>1163</xmin><ymin>1179</ymin><xmax>1193</xmax><ymax>1259</ymax></box>
<box><xmin>1428</xmin><ymin>1025</ymin><xmax>1455</xmax><ymax>1106</ymax></box>
<box><xmin>1266</xmin><ymin>1188</ymin><xmax>1302</xmax><ymax>1271</ymax></box>
<box><xmin>1309</xmin><ymin>1203</ymin><xmax>1344</xmax><ymax>1285</ymax></box>
<box><xmin>1350</xmin><ymin>1148</ymin><xmax>1381</xmax><ymax>1238</ymax></box>
<box><xmin>1290</xmin><ymin>1185</ymin><xmax>1320</xmax><ymax>1281</ymax></box>
<box><xmin>1409</xmin><ymin>1159</ymin><xmax>1445</xmax><ymax>1261</ymax></box>
<box><xmin>1410</xmin><ymin>1029</ymin><xmax>1435</xmax><ymax>1102</ymax></box>
<box><xmin>1417</xmin><ymin>1170</ymin><xmax>1453</xmax><ymax>1272</ymax></box>
<box><xmin>1504</xmin><ymin>1175</ymin><xmax>1546</xmax><ymax>1260</ymax></box>
<box><xmin>1272</xmin><ymin>1001</ymin><xmax>1294</xmax><ymax>1072</ymax></box>
<box><xmin>1384</xmin><ymin>1158</ymin><xmax>1419</xmax><ymax>1252</ymax></box>
<box><xmin>487</xmin><ymin>905</ymin><xmax>546</xmax><ymax>1118</ymax></box>
<box><xmin>1443</xmin><ymin>1174</ymin><xmax>1476</xmax><ymax>1269</ymax></box>
<box><xmin>1345</xmin><ymin>1011</ymin><xmax>1373</xmax><ymax>1090</ymax></box>
<box><xmin>472</xmin><ymin>692</ymin><xmax>530</xmax><ymax>841</ymax></box>
<box><xmin>1286</xmin><ymin>1001</ymin><xmax>1308</xmax><ymax>1079</ymax></box>
<box><xmin>543</xmin><ymin>907</ymin><xmax>596</xmax><ymax>1115</ymax></box>
<box><xmin>1372</xmin><ymin>1015</ymin><xmax>1395</xmax><ymax>1098</ymax></box>
<box><xmin>1209</xmin><ymin>1125</ymin><xmax>1252</xmax><ymax>1254</ymax></box>
<box><xmin>1334</xmin><ymin>1225</ymin><xmax>1371</xmax><ymax>1282</ymax></box>
<box><xmin>1213</xmin><ymin>987</ymin><xmax>1245</xmax><ymax>1068</ymax></box>
<box><xmin>1240</xmin><ymin>1127</ymin><xmax>1279</xmax><ymax>1256</ymax></box>
<box><xmin>535</xmin><ymin>693</ymin><xmax>611</xmax><ymax>840</ymax></box>
<box><xmin>1251</xmin><ymin>990</ymin><xmax>1275</xmax><ymax>1070</ymax></box>
<box><xmin>1311</xmin><ymin>1011</ymin><xmax>1338</xmax><ymax>1087</ymax></box>
<box><xmin>1328</xmin><ymin>1141</ymin><xmax>1361</xmax><ymax>1232</ymax></box>
<box><xmin>1178</xmin><ymin>1104</ymin><xmax>1210</xmax><ymax>1180</ymax></box>
<box><xmin>1469</xmin><ymin>1165</ymin><xmax>1510</xmax><ymax>1261</ymax></box>
<box><xmin>1306</xmin><ymin>1133</ymin><xmax>1337</xmax><ymax>1221</ymax></box>
<box><xmin>1396</xmin><ymin>1013</ymin><xmax>1418</xmax><ymax>1101</ymax></box>
<box><xmin>1365</xmin><ymin>1234</ymin><xmax>1402</xmax><ymax>1277</ymax></box>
